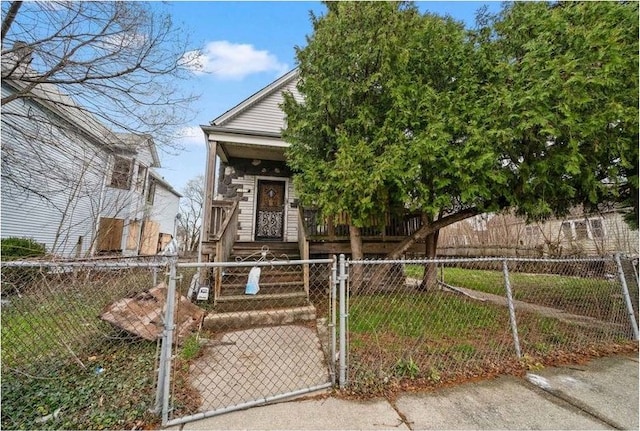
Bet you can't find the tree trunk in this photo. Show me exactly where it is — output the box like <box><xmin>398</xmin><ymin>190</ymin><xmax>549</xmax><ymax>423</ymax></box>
<box><xmin>419</xmin><ymin>230</ymin><xmax>440</xmax><ymax>290</ymax></box>
<box><xmin>384</xmin><ymin>207</ymin><xmax>479</xmax><ymax>259</ymax></box>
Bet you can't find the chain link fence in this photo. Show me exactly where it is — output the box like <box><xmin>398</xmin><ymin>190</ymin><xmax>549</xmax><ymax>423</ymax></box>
<box><xmin>3</xmin><ymin>253</ymin><xmax>637</xmax><ymax>429</ymax></box>
<box><xmin>1</xmin><ymin>257</ymin><xmax>168</xmax><ymax>430</ymax></box>
<box><xmin>163</xmin><ymin>258</ymin><xmax>336</xmax><ymax>426</ymax></box>
<box><xmin>345</xmin><ymin>255</ymin><xmax>638</xmax><ymax>395</ymax></box>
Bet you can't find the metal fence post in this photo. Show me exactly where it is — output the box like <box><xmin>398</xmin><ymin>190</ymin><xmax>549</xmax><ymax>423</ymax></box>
<box><xmin>331</xmin><ymin>255</ymin><xmax>338</xmax><ymax>386</ymax></box>
<box><xmin>338</xmin><ymin>254</ymin><xmax>347</xmax><ymax>389</ymax></box>
<box><xmin>614</xmin><ymin>253</ymin><xmax>639</xmax><ymax>340</ymax></box>
<box><xmin>503</xmin><ymin>260</ymin><xmax>522</xmax><ymax>359</ymax></box>
<box><xmin>161</xmin><ymin>256</ymin><xmax>178</xmax><ymax>426</ymax></box>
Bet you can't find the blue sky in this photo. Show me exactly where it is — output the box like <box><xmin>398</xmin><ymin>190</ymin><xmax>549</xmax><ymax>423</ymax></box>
<box><xmin>156</xmin><ymin>1</ymin><xmax>504</xmax><ymax>192</ymax></box>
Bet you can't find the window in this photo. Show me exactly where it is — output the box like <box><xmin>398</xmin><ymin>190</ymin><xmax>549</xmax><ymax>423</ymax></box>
<box><xmin>146</xmin><ymin>177</ymin><xmax>156</xmax><ymax>205</ymax></box>
<box><xmin>589</xmin><ymin>219</ymin><xmax>605</xmax><ymax>239</ymax></box>
<box><xmin>561</xmin><ymin>221</ymin><xmax>573</xmax><ymax>240</ymax></box>
<box><xmin>136</xmin><ymin>165</ymin><xmax>147</xmax><ymax>193</ymax></box>
<box><xmin>110</xmin><ymin>156</ymin><xmax>133</xmax><ymax>189</ymax></box>
<box><xmin>97</xmin><ymin>217</ymin><xmax>124</xmax><ymax>252</ymax></box>
<box><xmin>525</xmin><ymin>225</ymin><xmax>541</xmax><ymax>238</ymax></box>
<box><xmin>574</xmin><ymin>221</ymin><xmax>588</xmax><ymax>240</ymax></box>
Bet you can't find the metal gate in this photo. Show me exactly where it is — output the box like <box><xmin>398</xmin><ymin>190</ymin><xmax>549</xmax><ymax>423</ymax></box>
<box><xmin>159</xmin><ymin>257</ymin><xmax>338</xmax><ymax>427</ymax></box>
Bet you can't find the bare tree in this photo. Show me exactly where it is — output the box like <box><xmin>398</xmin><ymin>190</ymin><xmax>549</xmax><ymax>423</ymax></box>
<box><xmin>178</xmin><ymin>175</ymin><xmax>204</xmax><ymax>253</ymax></box>
<box><xmin>1</xmin><ymin>1</ymin><xmax>198</xmax><ymax>256</ymax></box>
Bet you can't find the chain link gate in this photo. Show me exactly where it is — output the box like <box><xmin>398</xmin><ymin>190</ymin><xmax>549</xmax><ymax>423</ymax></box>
<box><xmin>160</xmin><ymin>257</ymin><xmax>337</xmax><ymax>427</ymax></box>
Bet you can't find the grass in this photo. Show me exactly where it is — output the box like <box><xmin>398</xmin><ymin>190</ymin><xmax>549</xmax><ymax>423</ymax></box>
<box><xmin>404</xmin><ymin>264</ymin><xmax>624</xmax><ymax>321</ymax></box>
<box><xmin>346</xmin><ymin>279</ymin><xmax>636</xmax><ymax>395</ymax></box>
<box><xmin>0</xmin><ymin>266</ymin><xmax>168</xmax><ymax>430</ymax></box>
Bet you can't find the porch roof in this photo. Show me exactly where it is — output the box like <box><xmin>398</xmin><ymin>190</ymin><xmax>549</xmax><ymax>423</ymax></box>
<box><xmin>201</xmin><ymin>125</ymin><xmax>288</xmax><ymax>163</ymax></box>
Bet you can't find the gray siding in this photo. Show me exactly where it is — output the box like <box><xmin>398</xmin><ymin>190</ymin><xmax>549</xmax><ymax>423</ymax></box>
<box><xmin>224</xmin><ymin>79</ymin><xmax>301</xmax><ymax>134</ymax></box>
<box><xmin>1</xmin><ymin>85</ymin><xmax>107</xmax><ymax>256</ymax></box>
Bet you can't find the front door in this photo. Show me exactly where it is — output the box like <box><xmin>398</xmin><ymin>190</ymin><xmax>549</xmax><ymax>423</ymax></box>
<box><xmin>255</xmin><ymin>180</ymin><xmax>285</xmax><ymax>241</ymax></box>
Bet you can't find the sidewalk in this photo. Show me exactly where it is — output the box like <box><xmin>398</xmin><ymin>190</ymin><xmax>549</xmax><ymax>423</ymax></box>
<box><xmin>166</xmin><ymin>354</ymin><xmax>638</xmax><ymax>430</ymax></box>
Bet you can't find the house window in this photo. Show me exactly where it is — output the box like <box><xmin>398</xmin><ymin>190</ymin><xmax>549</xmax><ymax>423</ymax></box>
<box><xmin>574</xmin><ymin>221</ymin><xmax>588</xmax><ymax>240</ymax></box>
<box><xmin>97</xmin><ymin>217</ymin><xmax>124</xmax><ymax>252</ymax></box>
<box><xmin>561</xmin><ymin>221</ymin><xmax>573</xmax><ymax>240</ymax></box>
<box><xmin>589</xmin><ymin>219</ymin><xmax>605</xmax><ymax>239</ymax></box>
<box><xmin>525</xmin><ymin>225</ymin><xmax>541</xmax><ymax>238</ymax></box>
<box><xmin>146</xmin><ymin>177</ymin><xmax>156</xmax><ymax>205</ymax></box>
<box><xmin>136</xmin><ymin>165</ymin><xmax>147</xmax><ymax>193</ymax></box>
<box><xmin>110</xmin><ymin>156</ymin><xmax>133</xmax><ymax>190</ymax></box>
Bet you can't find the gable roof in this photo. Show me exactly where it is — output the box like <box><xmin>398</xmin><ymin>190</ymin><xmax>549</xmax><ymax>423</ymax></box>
<box><xmin>211</xmin><ymin>68</ymin><xmax>299</xmax><ymax>127</ymax></box>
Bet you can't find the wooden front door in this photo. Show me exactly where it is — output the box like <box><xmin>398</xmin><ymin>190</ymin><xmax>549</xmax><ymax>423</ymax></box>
<box><xmin>255</xmin><ymin>180</ymin><xmax>285</xmax><ymax>241</ymax></box>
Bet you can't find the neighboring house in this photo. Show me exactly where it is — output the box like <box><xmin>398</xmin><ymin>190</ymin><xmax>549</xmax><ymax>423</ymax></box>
<box><xmin>1</xmin><ymin>54</ymin><xmax>180</xmax><ymax>258</ymax></box>
<box><xmin>438</xmin><ymin>209</ymin><xmax>639</xmax><ymax>257</ymax></box>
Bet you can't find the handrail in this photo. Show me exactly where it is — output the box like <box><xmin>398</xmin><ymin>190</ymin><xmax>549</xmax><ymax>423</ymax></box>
<box><xmin>213</xmin><ymin>201</ymin><xmax>239</xmax><ymax>302</ymax></box>
<box><xmin>209</xmin><ymin>200</ymin><xmax>235</xmax><ymax>241</ymax></box>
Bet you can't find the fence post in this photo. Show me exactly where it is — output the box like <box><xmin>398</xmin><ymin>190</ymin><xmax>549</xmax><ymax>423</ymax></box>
<box><xmin>338</xmin><ymin>254</ymin><xmax>347</xmax><ymax>389</ymax></box>
<box><xmin>331</xmin><ymin>255</ymin><xmax>338</xmax><ymax>386</ymax></box>
<box><xmin>503</xmin><ymin>260</ymin><xmax>522</xmax><ymax>359</ymax></box>
<box><xmin>161</xmin><ymin>256</ymin><xmax>178</xmax><ymax>426</ymax></box>
<box><xmin>614</xmin><ymin>253</ymin><xmax>639</xmax><ymax>340</ymax></box>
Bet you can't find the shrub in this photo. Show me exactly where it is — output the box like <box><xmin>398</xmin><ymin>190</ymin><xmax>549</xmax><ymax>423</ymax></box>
<box><xmin>1</xmin><ymin>237</ymin><xmax>47</xmax><ymax>296</ymax></box>
<box><xmin>1</xmin><ymin>237</ymin><xmax>47</xmax><ymax>260</ymax></box>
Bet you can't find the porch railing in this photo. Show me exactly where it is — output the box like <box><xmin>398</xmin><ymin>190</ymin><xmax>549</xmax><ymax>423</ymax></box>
<box><xmin>209</xmin><ymin>201</ymin><xmax>236</xmax><ymax>241</ymax></box>
<box><xmin>211</xmin><ymin>201</ymin><xmax>238</xmax><ymax>302</ymax></box>
<box><xmin>301</xmin><ymin>208</ymin><xmax>423</xmax><ymax>241</ymax></box>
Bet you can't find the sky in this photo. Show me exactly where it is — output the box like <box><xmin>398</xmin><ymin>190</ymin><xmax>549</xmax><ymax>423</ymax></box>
<box><xmin>155</xmin><ymin>1</ymin><xmax>504</xmax><ymax>193</ymax></box>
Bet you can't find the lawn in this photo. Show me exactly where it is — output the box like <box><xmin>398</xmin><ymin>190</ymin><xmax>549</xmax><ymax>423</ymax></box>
<box><xmin>404</xmin><ymin>264</ymin><xmax>625</xmax><ymax>321</ymax></box>
<box><xmin>0</xmin><ymin>264</ymin><xmax>173</xmax><ymax>430</ymax></box>
<box><xmin>346</xmin><ymin>267</ymin><xmax>636</xmax><ymax>395</ymax></box>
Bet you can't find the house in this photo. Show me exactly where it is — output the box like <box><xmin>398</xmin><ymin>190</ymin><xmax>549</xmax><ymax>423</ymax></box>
<box><xmin>200</xmin><ymin>69</ymin><xmax>638</xmax><ymax>264</ymax></box>
<box><xmin>199</xmin><ymin>69</ymin><xmax>424</xmax><ymax>265</ymax></box>
<box><xmin>438</xmin><ymin>209</ymin><xmax>639</xmax><ymax>257</ymax></box>
<box><xmin>1</xmin><ymin>54</ymin><xmax>181</xmax><ymax>258</ymax></box>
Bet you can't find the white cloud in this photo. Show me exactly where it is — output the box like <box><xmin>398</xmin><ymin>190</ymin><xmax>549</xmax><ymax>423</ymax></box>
<box><xmin>183</xmin><ymin>40</ymin><xmax>288</xmax><ymax>80</ymax></box>
<box><xmin>177</xmin><ymin>126</ymin><xmax>205</xmax><ymax>147</ymax></box>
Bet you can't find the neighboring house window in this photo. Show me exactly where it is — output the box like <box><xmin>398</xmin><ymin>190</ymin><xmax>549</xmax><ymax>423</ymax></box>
<box><xmin>146</xmin><ymin>177</ymin><xmax>156</xmax><ymax>204</ymax></box>
<box><xmin>97</xmin><ymin>217</ymin><xmax>124</xmax><ymax>252</ymax></box>
<box><xmin>110</xmin><ymin>156</ymin><xmax>133</xmax><ymax>189</ymax></box>
<box><xmin>561</xmin><ymin>221</ymin><xmax>573</xmax><ymax>240</ymax></box>
<box><xmin>574</xmin><ymin>221</ymin><xmax>588</xmax><ymax>240</ymax></box>
<box><xmin>525</xmin><ymin>225</ymin><xmax>541</xmax><ymax>238</ymax></box>
<box><xmin>561</xmin><ymin>218</ymin><xmax>606</xmax><ymax>241</ymax></box>
<box><xmin>589</xmin><ymin>219</ymin><xmax>605</xmax><ymax>239</ymax></box>
<box><xmin>136</xmin><ymin>165</ymin><xmax>147</xmax><ymax>193</ymax></box>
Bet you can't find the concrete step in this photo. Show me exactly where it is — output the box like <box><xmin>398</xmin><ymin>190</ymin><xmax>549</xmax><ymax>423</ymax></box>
<box><xmin>203</xmin><ymin>305</ymin><xmax>317</xmax><ymax>331</ymax></box>
<box><xmin>214</xmin><ymin>292</ymin><xmax>310</xmax><ymax>313</ymax></box>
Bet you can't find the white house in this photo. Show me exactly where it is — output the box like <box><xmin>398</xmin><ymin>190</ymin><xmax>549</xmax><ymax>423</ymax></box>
<box><xmin>1</xmin><ymin>54</ymin><xmax>181</xmax><ymax>258</ymax></box>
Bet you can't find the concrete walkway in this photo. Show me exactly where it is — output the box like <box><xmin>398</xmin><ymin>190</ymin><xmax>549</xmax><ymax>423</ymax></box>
<box><xmin>165</xmin><ymin>353</ymin><xmax>638</xmax><ymax>430</ymax></box>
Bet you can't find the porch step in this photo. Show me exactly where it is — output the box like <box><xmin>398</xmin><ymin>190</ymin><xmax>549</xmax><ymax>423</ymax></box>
<box><xmin>203</xmin><ymin>305</ymin><xmax>317</xmax><ymax>331</ymax></box>
<box><xmin>214</xmin><ymin>292</ymin><xmax>310</xmax><ymax>313</ymax></box>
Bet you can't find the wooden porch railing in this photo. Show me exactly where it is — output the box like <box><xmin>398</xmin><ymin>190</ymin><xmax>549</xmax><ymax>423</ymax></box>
<box><xmin>209</xmin><ymin>200</ymin><xmax>236</xmax><ymax>241</ymax></box>
<box><xmin>210</xmin><ymin>200</ymin><xmax>238</xmax><ymax>303</ymax></box>
<box><xmin>302</xmin><ymin>208</ymin><xmax>423</xmax><ymax>241</ymax></box>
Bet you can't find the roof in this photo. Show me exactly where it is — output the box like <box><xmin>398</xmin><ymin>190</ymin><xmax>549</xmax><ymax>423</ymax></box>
<box><xmin>211</xmin><ymin>68</ymin><xmax>299</xmax><ymax>127</ymax></box>
<box><xmin>149</xmin><ymin>171</ymin><xmax>182</xmax><ymax>198</ymax></box>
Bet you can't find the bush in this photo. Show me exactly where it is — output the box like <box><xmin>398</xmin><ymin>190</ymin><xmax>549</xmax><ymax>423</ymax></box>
<box><xmin>1</xmin><ymin>238</ymin><xmax>47</xmax><ymax>296</ymax></box>
<box><xmin>1</xmin><ymin>237</ymin><xmax>46</xmax><ymax>260</ymax></box>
